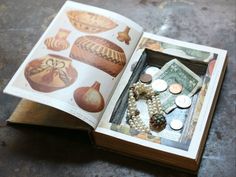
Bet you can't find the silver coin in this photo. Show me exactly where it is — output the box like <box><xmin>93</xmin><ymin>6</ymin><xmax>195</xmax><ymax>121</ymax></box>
<box><xmin>170</xmin><ymin>119</ymin><xmax>183</xmax><ymax>130</ymax></box>
<box><xmin>145</xmin><ymin>66</ymin><xmax>160</xmax><ymax>77</ymax></box>
<box><xmin>152</xmin><ymin>79</ymin><xmax>168</xmax><ymax>92</ymax></box>
<box><xmin>175</xmin><ymin>95</ymin><xmax>192</xmax><ymax>108</ymax></box>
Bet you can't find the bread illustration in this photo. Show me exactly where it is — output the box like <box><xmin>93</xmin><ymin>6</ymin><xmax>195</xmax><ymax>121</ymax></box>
<box><xmin>25</xmin><ymin>54</ymin><xmax>78</xmax><ymax>92</ymax></box>
<box><xmin>44</xmin><ymin>29</ymin><xmax>70</xmax><ymax>51</ymax></box>
<box><xmin>70</xmin><ymin>35</ymin><xmax>126</xmax><ymax>77</ymax></box>
<box><xmin>67</xmin><ymin>10</ymin><xmax>117</xmax><ymax>33</ymax></box>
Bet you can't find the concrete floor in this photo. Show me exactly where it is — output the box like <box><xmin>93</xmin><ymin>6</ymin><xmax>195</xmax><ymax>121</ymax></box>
<box><xmin>0</xmin><ymin>0</ymin><xmax>235</xmax><ymax>177</ymax></box>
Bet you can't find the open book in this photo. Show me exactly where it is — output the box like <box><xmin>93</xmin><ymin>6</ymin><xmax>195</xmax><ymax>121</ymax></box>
<box><xmin>4</xmin><ymin>1</ymin><xmax>227</xmax><ymax>172</ymax></box>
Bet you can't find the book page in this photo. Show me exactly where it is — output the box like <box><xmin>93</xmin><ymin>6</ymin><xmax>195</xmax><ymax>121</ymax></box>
<box><xmin>3</xmin><ymin>1</ymin><xmax>143</xmax><ymax>128</ymax></box>
<box><xmin>96</xmin><ymin>32</ymin><xmax>227</xmax><ymax>157</ymax></box>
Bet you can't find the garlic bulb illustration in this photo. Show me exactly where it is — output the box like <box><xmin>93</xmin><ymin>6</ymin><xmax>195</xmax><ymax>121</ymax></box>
<box><xmin>117</xmin><ymin>26</ymin><xmax>131</xmax><ymax>45</ymax></box>
<box><xmin>74</xmin><ymin>81</ymin><xmax>105</xmax><ymax>112</ymax></box>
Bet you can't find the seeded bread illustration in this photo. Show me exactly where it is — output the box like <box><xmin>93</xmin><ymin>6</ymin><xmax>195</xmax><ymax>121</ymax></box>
<box><xmin>70</xmin><ymin>35</ymin><xmax>126</xmax><ymax>77</ymax></box>
<box><xmin>67</xmin><ymin>10</ymin><xmax>117</xmax><ymax>33</ymax></box>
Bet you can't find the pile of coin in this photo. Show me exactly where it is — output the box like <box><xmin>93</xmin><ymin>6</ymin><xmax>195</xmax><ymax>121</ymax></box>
<box><xmin>137</xmin><ymin>65</ymin><xmax>194</xmax><ymax>131</ymax></box>
<box><xmin>142</xmin><ymin>66</ymin><xmax>193</xmax><ymax>109</ymax></box>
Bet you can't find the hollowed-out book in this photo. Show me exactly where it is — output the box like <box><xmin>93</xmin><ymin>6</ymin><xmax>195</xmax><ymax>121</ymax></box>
<box><xmin>4</xmin><ymin>1</ymin><xmax>227</xmax><ymax>172</ymax></box>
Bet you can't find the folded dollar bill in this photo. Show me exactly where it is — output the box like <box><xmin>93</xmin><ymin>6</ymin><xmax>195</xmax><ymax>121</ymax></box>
<box><xmin>153</xmin><ymin>59</ymin><xmax>202</xmax><ymax>113</ymax></box>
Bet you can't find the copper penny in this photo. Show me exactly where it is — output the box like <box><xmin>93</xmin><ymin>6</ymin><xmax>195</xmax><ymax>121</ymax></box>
<box><xmin>169</xmin><ymin>83</ymin><xmax>182</xmax><ymax>94</ymax></box>
<box><xmin>140</xmin><ymin>73</ymin><xmax>152</xmax><ymax>84</ymax></box>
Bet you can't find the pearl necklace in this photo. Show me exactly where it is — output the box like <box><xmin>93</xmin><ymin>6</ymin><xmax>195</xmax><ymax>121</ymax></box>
<box><xmin>127</xmin><ymin>82</ymin><xmax>166</xmax><ymax>133</ymax></box>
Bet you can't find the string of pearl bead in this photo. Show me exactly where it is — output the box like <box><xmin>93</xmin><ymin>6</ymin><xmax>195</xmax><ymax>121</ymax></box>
<box><xmin>127</xmin><ymin>82</ymin><xmax>164</xmax><ymax>133</ymax></box>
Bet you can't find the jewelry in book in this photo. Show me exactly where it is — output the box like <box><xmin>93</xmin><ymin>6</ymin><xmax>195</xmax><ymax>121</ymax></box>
<box><xmin>127</xmin><ymin>82</ymin><xmax>166</xmax><ymax>133</ymax></box>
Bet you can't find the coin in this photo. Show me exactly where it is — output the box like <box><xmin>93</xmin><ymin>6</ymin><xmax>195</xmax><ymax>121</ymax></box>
<box><xmin>140</xmin><ymin>73</ymin><xmax>152</xmax><ymax>84</ymax></box>
<box><xmin>169</xmin><ymin>83</ymin><xmax>183</xmax><ymax>94</ymax></box>
<box><xmin>145</xmin><ymin>66</ymin><xmax>160</xmax><ymax>77</ymax></box>
<box><xmin>170</xmin><ymin>119</ymin><xmax>183</xmax><ymax>130</ymax></box>
<box><xmin>175</xmin><ymin>95</ymin><xmax>192</xmax><ymax>108</ymax></box>
<box><xmin>152</xmin><ymin>79</ymin><xmax>168</xmax><ymax>92</ymax></box>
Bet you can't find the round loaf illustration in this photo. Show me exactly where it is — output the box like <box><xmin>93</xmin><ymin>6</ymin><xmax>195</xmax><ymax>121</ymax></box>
<box><xmin>70</xmin><ymin>35</ymin><xmax>126</xmax><ymax>77</ymax></box>
<box><xmin>24</xmin><ymin>54</ymin><xmax>78</xmax><ymax>92</ymax></box>
<box><xmin>67</xmin><ymin>11</ymin><xmax>117</xmax><ymax>33</ymax></box>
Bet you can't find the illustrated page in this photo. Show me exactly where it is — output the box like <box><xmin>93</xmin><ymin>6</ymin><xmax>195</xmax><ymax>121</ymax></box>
<box><xmin>4</xmin><ymin>1</ymin><xmax>143</xmax><ymax>128</ymax></box>
<box><xmin>96</xmin><ymin>32</ymin><xmax>225</xmax><ymax>155</ymax></box>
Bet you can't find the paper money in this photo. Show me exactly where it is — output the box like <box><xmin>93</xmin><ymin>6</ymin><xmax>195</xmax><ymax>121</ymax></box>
<box><xmin>154</xmin><ymin>59</ymin><xmax>202</xmax><ymax>113</ymax></box>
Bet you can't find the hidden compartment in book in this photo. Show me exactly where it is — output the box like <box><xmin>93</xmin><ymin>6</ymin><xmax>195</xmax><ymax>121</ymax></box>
<box><xmin>109</xmin><ymin>49</ymin><xmax>216</xmax><ymax>150</ymax></box>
